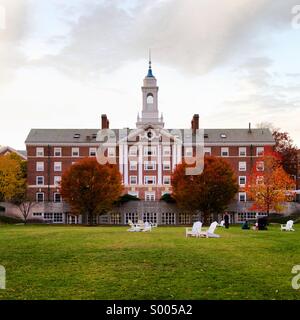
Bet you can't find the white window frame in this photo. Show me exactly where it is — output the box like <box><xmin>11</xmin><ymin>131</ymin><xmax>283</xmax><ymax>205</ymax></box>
<box><xmin>36</xmin><ymin>176</ymin><xmax>44</xmax><ymax>186</ymax></box>
<box><xmin>239</xmin><ymin>161</ymin><xmax>246</xmax><ymax>172</ymax></box>
<box><xmin>36</xmin><ymin>192</ymin><xmax>44</xmax><ymax>202</ymax></box>
<box><xmin>54</xmin><ymin>162</ymin><xmax>62</xmax><ymax>172</ymax></box>
<box><xmin>239</xmin><ymin>192</ymin><xmax>247</xmax><ymax>202</ymax></box>
<box><xmin>72</xmin><ymin>147</ymin><xmax>80</xmax><ymax>157</ymax></box>
<box><xmin>36</xmin><ymin>162</ymin><xmax>44</xmax><ymax>172</ymax></box>
<box><xmin>144</xmin><ymin>160</ymin><xmax>156</xmax><ymax>171</ymax></box>
<box><xmin>239</xmin><ymin>147</ymin><xmax>247</xmax><ymax>157</ymax></box>
<box><xmin>54</xmin><ymin>176</ymin><xmax>61</xmax><ymax>186</ymax></box>
<box><xmin>53</xmin><ymin>193</ymin><xmax>62</xmax><ymax>203</ymax></box>
<box><xmin>161</xmin><ymin>212</ymin><xmax>176</xmax><ymax>225</ymax></box>
<box><xmin>129</xmin><ymin>176</ymin><xmax>137</xmax><ymax>185</ymax></box>
<box><xmin>163</xmin><ymin>176</ymin><xmax>171</xmax><ymax>185</ymax></box>
<box><xmin>239</xmin><ymin>176</ymin><xmax>246</xmax><ymax>186</ymax></box>
<box><xmin>145</xmin><ymin>192</ymin><xmax>155</xmax><ymax>201</ymax></box>
<box><xmin>54</xmin><ymin>147</ymin><xmax>62</xmax><ymax>157</ymax></box>
<box><xmin>89</xmin><ymin>147</ymin><xmax>97</xmax><ymax>157</ymax></box>
<box><xmin>163</xmin><ymin>161</ymin><xmax>171</xmax><ymax>170</ymax></box>
<box><xmin>221</xmin><ymin>147</ymin><xmax>229</xmax><ymax>157</ymax></box>
<box><xmin>144</xmin><ymin>176</ymin><xmax>156</xmax><ymax>185</ymax></box>
<box><xmin>125</xmin><ymin>212</ymin><xmax>138</xmax><ymax>224</ymax></box>
<box><xmin>256</xmin><ymin>147</ymin><xmax>264</xmax><ymax>156</ymax></box>
<box><xmin>129</xmin><ymin>161</ymin><xmax>137</xmax><ymax>171</ymax></box>
<box><xmin>36</xmin><ymin>147</ymin><xmax>44</xmax><ymax>157</ymax></box>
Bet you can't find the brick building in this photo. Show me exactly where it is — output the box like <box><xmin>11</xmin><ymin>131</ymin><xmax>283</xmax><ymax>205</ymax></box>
<box><xmin>25</xmin><ymin>62</ymin><xmax>275</xmax><ymax>224</ymax></box>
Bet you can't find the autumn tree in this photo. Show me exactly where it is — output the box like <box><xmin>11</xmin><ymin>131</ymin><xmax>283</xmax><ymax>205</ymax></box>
<box><xmin>60</xmin><ymin>158</ymin><xmax>123</xmax><ymax>225</ymax></box>
<box><xmin>246</xmin><ymin>153</ymin><xmax>295</xmax><ymax>215</ymax></box>
<box><xmin>172</xmin><ymin>157</ymin><xmax>239</xmax><ymax>224</ymax></box>
<box><xmin>0</xmin><ymin>153</ymin><xmax>35</xmax><ymax>223</ymax></box>
<box><xmin>272</xmin><ymin>130</ymin><xmax>298</xmax><ymax>177</ymax></box>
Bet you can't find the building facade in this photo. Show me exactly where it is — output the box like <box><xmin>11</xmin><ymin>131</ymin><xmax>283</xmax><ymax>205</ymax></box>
<box><xmin>25</xmin><ymin>62</ymin><xmax>275</xmax><ymax>224</ymax></box>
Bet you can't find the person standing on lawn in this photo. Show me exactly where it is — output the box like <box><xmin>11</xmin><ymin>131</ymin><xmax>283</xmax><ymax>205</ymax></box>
<box><xmin>224</xmin><ymin>212</ymin><xmax>230</xmax><ymax>229</ymax></box>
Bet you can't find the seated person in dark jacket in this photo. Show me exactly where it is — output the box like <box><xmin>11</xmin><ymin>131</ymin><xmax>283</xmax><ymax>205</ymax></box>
<box><xmin>257</xmin><ymin>217</ymin><xmax>268</xmax><ymax>230</ymax></box>
<box><xmin>242</xmin><ymin>220</ymin><xmax>250</xmax><ymax>229</ymax></box>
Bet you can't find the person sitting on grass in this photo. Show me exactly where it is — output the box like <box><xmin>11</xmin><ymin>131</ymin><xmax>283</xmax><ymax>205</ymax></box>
<box><xmin>242</xmin><ymin>220</ymin><xmax>250</xmax><ymax>230</ymax></box>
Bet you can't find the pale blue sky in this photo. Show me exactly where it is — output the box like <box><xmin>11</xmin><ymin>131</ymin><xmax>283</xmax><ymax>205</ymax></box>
<box><xmin>0</xmin><ymin>0</ymin><xmax>300</xmax><ymax>150</ymax></box>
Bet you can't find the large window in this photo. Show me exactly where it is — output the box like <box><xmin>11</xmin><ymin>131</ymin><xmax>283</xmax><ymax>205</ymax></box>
<box><xmin>163</xmin><ymin>146</ymin><xmax>171</xmax><ymax>156</ymax></box>
<box><xmin>144</xmin><ymin>161</ymin><xmax>156</xmax><ymax>170</ymax></box>
<box><xmin>142</xmin><ymin>212</ymin><xmax>157</xmax><ymax>224</ymax></box>
<box><xmin>239</xmin><ymin>147</ymin><xmax>246</xmax><ymax>157</ymax></box>
<box><xmin>239</xmin><ymin>161</ymin><xmax>246</xmax><ymax>171</ymax></box>
<box><xmin>144</xmin><ymin>176</ymin><xmax>156</xmax><ymax>185</ymax></box>
<box><xmin>179</xmin><ymin>213</ymin><xmax>191</xmax><ymax>224</ymax></box>
<box><xmin>125</xmin><ymin>212</ymin><xmax>138</xmax><ymax>224</ymax></box>
<box><xmin>161</xmin><ymin>212</ymin><xmax>176</xmax><ymax>225</ymax></box>
<box><xmin>54</xmin><ymin>193</ymin><xmax>62</xmax><ymax>203</ymax></box>
<box><xmin>110</xmin><ymin>213</ymin><xmax>121</xmax><ymax>224</ymax></box>
<box><xmin>36</xmin><ymin>147</ymin><xmax>44</xmax><ymax>157</ymax></box>
<box><xmin>72</xmin><ymin>147</ymin><xmax>80</xmax><ymax>157</ymax></box>
<box><xmin>36</xmin><ymin>162</ymin><xmax>44</xmax><ymax>172</ymax></box>
<box><xmin>237</xmin><ymin>212</ymin><xmax>258</xmax><ymax>222</ymax></box>
<box><xmin>54</xmin><ymin>147</ymin><xmax>62</xmax><ymax>157</ymax></box>
<box><xmin>54</xmin><ymin>162</ymin><xmax>62</xmax><ymax>172</ymax></box>
<box><xmin>239</xmin><ymin>192</ymin><xmax>247</xmax><ymax>202</ymax></box>
<box><xmin>145</xmin><ymin>192</ymin><xmax>155</xmax><ymax>201</ymax></box>
<box><xmin>129</xmin><ymin>146</ymin><xmax>138</xmax><ymax>156</ymax></box>
<box><xmin>163</xmin><ymin>161</ymin><xmax>171</xmax><ymax>170</ymax></box>
<box><xmin>36</xmin><ymin>192</ymin><xmax>44</xmax><ymax>202</ymax></box>
<box><xmin>130</xmin><ymin>161</ymin><xmax>137</xmax><ymax>170</ymax></box>
<box><xmin>221</xmin><ymin>147</ymin><xmax>229</xmax><ymax>157</ymax></box>
<box><xmin>44</xmin><ymin>212</ymin><xmax>63</xmax><ymax>223</ymax></box>
<box><xmin>54</xmin><ymin>176</ymin><xmax>61</xmax><ymax>186</ymax></box>
<box><xmin>89</xmin><ymin>148</ymin><xmax>97</xmax><ymax>157</ymax></box>
<box><xmin>256</xmin><ymin>147</ymin><xmax>264</xmax><ymax>156</ymax></box>
<box><xmin>239</xmin><ymin>176</ymin><xmax>246</xmax><ymax>187</ymax></box>
<box><xmin>130</xmin><ymin>176</ymin><xmax>137</xmax><ymax>185</ymax></box>
<box><xmin>163</xmin><ymin>176</ymin><xmax>171</xmax><ymax>185</ymax></box>
<box><xmin>36</xmin><ymin>176</ymin><xmax>44</xmax><ymax>185</ymax></box>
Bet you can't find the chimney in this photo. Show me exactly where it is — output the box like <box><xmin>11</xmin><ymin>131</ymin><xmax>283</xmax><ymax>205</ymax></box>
<box><xmin>191</xmin><ymin>114</ymin><xmax>199</xmax><ymax>134</ymax></box>
<box><xmin>101</xmin><ymin>114</ymin><xmax>109</xmax><ymax>129</ymax></box>
<box><xmin>248</xmin><ymin>122</ymin><xmax>252</xmax><ymax>133</ymax></box>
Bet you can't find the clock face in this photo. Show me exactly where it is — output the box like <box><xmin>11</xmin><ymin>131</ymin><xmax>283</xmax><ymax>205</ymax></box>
<box><xmin>147</xmin><ymin>131</ymin><xmax>153</xmax><ymax>139</ymax></box>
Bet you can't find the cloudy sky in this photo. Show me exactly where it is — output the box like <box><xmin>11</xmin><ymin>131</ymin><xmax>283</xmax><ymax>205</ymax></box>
<box><xmin>0</xmin><ymin>0</ymin><xmax>300</xmax><ymax>150</ymax></box>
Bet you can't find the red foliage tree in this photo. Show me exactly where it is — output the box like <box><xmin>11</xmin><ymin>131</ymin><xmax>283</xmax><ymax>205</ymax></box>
<box><xmin>60</xmin><ymin>158</ymin><xmax>123</xmax><ymax>225</ymax></box>
<box><xmin>172</xmin><ymin>157</ymin><xmax>238</xmax><ymax>224</ymax></box>
<box><xmin>246</xmin><ymin>152</ymin><xmax>295</xmax><ymax>215</ymax></box>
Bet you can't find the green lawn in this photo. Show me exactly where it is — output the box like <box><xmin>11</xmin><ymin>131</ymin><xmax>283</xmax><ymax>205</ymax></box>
<box><xmin>0</xmin><ymin>224</ymin><xmax>300</xmax><ymax>300</ymax></box>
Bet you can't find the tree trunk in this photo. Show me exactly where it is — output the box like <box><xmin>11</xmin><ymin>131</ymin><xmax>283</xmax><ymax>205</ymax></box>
<box><xmin>89</xmin><ymin>212</ymin><xmax>93</xmax><ymax>226</ymax></box>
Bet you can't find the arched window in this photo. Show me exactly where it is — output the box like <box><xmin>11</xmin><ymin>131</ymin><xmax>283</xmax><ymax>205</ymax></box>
<box><xmin>147</xmin><ymin>93</ymin><xmax>154</xmax><ymax>104</ymax></box>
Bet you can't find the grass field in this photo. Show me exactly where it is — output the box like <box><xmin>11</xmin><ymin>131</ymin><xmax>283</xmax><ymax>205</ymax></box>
<box><xmin>0</xmin><ymin>224</ymin><xmax>300</xmax><ymax>300</ymax></box>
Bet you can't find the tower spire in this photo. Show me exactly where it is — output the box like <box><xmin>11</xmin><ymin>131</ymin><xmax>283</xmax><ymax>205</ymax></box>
<box><xmin>147</xmin><ymin>49</ymin><xmax>154</xmax><ymax>77</ymax></box>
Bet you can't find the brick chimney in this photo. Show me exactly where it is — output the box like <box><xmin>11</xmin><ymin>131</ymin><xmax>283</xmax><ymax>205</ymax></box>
<box><xmin>191</xmin><ymin>114</ymin><xmax>199</xmax><ymax>134</ymax></box>
<box><xmin>101</xmin><ymin>114</ymin><xmax>109</xmax><ymax>129</ymax></box>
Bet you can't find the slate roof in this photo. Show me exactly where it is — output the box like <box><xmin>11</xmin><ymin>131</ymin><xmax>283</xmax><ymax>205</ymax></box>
<box><xmin>25</xmin><ymin>128</ymin><xmax>275</xmax><ymax>145</ymax></box>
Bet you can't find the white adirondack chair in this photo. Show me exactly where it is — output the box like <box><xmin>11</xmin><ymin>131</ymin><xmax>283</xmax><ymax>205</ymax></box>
<box><xmin>218</xmin><ymin>220</ymin><xmax>225</xmax><ymax>227</ymax></box>
<box><xmin>127</xmin><ymin>220</ymin><xmax>142</xmax><ymax>232</ymax></box>
<box><xmin>200</xmin><ymin>221</ymin><xmax>220</xmax><ymax>238</ymax></box>
<box><xmin>142</xmin><ymin>222</ymin><xmax>152</xmax><ymax>232</ymax></box>
<box><xmin>281</xmin><ymin>220</ymin><xmax>295</xmax><ymax>232</ymax></box>
<box><xmin>186</xmin><ymin>221</ymin><xmax>202</xmax><ymax>238</ymax></box>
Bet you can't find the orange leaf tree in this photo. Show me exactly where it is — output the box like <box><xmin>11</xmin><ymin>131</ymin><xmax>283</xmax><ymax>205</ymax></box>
<box><xmin>246</xmin><ymin>152</ymin><xmax>295</xmax><ymax>215</ymax></box>
<box><xmin>60</xmin><ymin>158</ymin><xmax>123</xmax><ymax>225</ymax></box>
<box><xmin>172</xmin><ymin>156</ymin><xmax>238</xmax><ymax>224</ymax></box>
